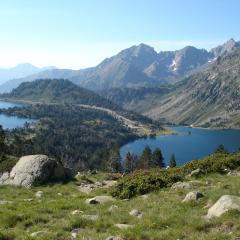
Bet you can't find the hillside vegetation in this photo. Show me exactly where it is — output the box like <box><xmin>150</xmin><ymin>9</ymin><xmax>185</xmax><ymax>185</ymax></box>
<box><xmin>0</xmin><ymin>153</ymin><xmax>240</xmax><ymax>239</ymax></box>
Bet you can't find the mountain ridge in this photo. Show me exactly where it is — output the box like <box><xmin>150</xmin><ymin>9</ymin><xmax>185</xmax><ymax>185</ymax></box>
<box><xmin>1</xmin><ymin>38</ymin><xmax>239</xmax><ymax>93</ymax></box>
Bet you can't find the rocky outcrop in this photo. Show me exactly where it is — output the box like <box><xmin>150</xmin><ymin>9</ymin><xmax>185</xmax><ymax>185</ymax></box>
<box><xmin>207</xmin><ymin>195</ymin><xmax>240</xmax><ymax>218</ymax></box>
<box><xmin>0</xmin><ymin>155</ymin><xmax>72</xmax><ymax>188</ymax></box>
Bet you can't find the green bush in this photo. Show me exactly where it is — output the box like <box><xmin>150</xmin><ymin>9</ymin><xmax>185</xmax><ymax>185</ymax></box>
<box><xmin>111</xmin><ymin>153</ymin><xmax>240</xmax><ymax>199</ymax></box>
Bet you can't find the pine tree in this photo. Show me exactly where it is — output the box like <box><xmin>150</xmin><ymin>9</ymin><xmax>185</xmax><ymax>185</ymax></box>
<box><xmin>108</xmin><ymin>145</ymin><xmax>122</xmax><ymax>173</ymax></box>
<box><xmin>151</xmin><ymin>147</ymin><xmax>165</xmax><ymax>168</ymax></box>
<box><xmin>215</xmin><ymin>144</ymin><xmax>228</xmax><ymax>154</ymax></box>
<box><xmin>124</xmin><ymin>151</ymin><xmax>134</xmax><ymax>173</ymax></box>
<box><xmin>139</xmin><ymin>145</ymin><xmax>152</xmax><ymax>169</ymax></box>
<box><xmin>169</xmin><ymin>154</ymin><xmax>176</xmax><ymax>168</ymax></box>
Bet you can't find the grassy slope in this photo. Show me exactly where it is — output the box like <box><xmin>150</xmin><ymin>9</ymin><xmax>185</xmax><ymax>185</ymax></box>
<box><xmin>1</xmin><ymin>170</ymin><xmax>240</xmax><ymax>239</ymax></box>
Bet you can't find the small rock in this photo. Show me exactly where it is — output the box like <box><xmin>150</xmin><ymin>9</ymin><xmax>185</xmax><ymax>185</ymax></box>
<box><xmin>108</xmin><ymin>205</ymin><xmax>118</xmax><ymax>212</ymax></box>
<box><xmin>207</xmin><ymin>195</ymin><xmax>240</xmax><ymax>218</ymax></box>
<box><xmin>188</xmin><ymin>168</ymin><xmax>203</xmax><ymax>178</ymax></box>
<box><xmin>227</xmin><ymin>170</ymin><xmax>240</xmax><ymax>176</ymax></box>
<box><xmin>57</xmin><ymin>192</ymin><xmax>62</xmax><ymax>196</ymax></box>
<box><xmin>106</xmin><ymin>236</ymin><xmax>124</xmax><ymax>240</ymax></box>
<box><xmin>129</xmin><ymin>209</ymin><xmax>142</xmax><ymax>218</ymax></box>
<box><xmin>114</xmin><ymin>224</ymin><xmax>134</xmax><ymax>229</ymax></box>
<box><xmin>0</xmin><ymin>200</ymin><xmax>13</xmax><ymax>205</ymax></box>
<box><xmin>171</xmin><ymin>181</ymin><xmax>192</xmax><ymax>190</ymax></box>
<box><xmin>86</xmin><ymin>196</ymin><xmax>115</xmax><ymax>204</ymax></box>
<box><xmin>23</xmin><ymin>198</ymin><xmax>33</xmax><ymax>202</ymax></box>
<box><xmin>71</xmin><ymin>210</ymin><xmax>83</xmax><ymax>215</ymax></box>
<box><xmin>30</xmin><ymin>230</ymin><xmax>47</xmax><ymax>237</ymax></box>
<box><xmin>35</xmin><ymin>191</ymin><xmax>43</xmax><ymax>198</ymax></box>
<box><xmin>182</xmin><ymin>191</ymin><xmax>204</xmax><ymax>202</ymax></box>
<box><xmin>70</xmin><ymin>228</ymin><xmax>79</xmax><ymax>238</ymax></box>
<box><xmin>141</xmin><ymin>194</ymin><xmax>149</xmax><ymax>200</ymax></box>
<box><xmin>82</xmin><ymin>214</ymin><xmax>98</xmax><ymax>221</ymax></box>
<box><xmin>102</xmin><ymin>180</ymin><xmax>118</xmax><ymax>188</ymax></box>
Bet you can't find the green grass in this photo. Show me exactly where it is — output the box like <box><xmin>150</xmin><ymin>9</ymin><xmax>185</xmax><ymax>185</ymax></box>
<box><xmin>1</xmin><ymin>171</ymin><xmax>240</xmax><ymax>239</ymax></box>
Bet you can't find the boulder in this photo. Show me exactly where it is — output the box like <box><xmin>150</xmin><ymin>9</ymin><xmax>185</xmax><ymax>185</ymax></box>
<box><xmin>86</xmin><ymin>196</ymin><xmax>115</xmax><ymax>204</ymax></box>
<box><xmin>0</xmin><ymin>155</ymin><xmax>72</xmax><ymax>188</ymax></box>
<box><xmin>207</xmin><ymin>195</ymin><xmax>240</xmax><ymax>218</ymax></box>
<box><xmin>171</xmin><ymin>181</ymin><xmax>192</xmax><ymax>190</ymax></box>
<box><xmin>182</xmin><ymin>191</ymin><xmax>204</xmax><ymax>202</ymax></box>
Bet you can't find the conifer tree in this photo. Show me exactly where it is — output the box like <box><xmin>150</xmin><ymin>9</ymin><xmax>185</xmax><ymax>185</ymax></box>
<box><xmin>152</xmin><ymin>147</ymin><xmax>165</xmax><ymax>168</ymax></box>
<box><xmin>139</xmin><ymin>145</ymin><xmax>152</xmax><ymax>169</ymax></box>
<box><xmin>169</xmin><ymin>154</ymin><xmax>176</xmax><ymax>168</ymax></box>
<box><xmin>124</xmin><ymin>151</ymin><xmax>134</xmax><ymax>173</ymax></box>
<box><xmin>108</xmin><ymin>145</ymin><xmax>122</xmax><ymax>173</ymax></box>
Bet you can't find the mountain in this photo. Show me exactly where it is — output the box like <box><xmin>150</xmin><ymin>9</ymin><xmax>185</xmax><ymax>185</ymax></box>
<box><xmin>143</xmin><ymin>48</ymin><xmax>240</xmax><ymax>128</ymax></box>
<box><xmin>0</xmin><ymin>63</ymin><xmax>55</xmax><ymax>86</ymax></box>
<box><xmin>210</xmin><ymin>38</ymin><xmax>240</xmax><ymax>58</ymax></box>
<box><xmin>1</xmin><ymin>79</ymin><xmax>117</xmax><ymax>109</ymax></box>
<box><xmin>3</xmin><ymin>40</ymin><xmax>238</xmax><ymax>93</ymax></box>
<box><xmin>101</xmin><ymin>86</ymin><xmax>173</xmax><ymax>112</ymax></box>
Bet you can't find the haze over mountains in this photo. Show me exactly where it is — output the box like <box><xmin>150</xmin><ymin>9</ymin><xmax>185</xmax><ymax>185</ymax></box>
<box><xmin>0</xmin><ymin>63</ymin><xmax>55</xmax><ymax>86</ymax></box>
<box><xmin>1</xmin><ymin>38</ymin><xmax>239</xmax><ymax>93</ymax></box>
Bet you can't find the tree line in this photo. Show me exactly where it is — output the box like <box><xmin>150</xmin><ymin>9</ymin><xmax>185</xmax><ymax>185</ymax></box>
<box><xmin>107</xmin><ymin>145</ymin><xmax>177</xmax><ymax>173</ymax></box>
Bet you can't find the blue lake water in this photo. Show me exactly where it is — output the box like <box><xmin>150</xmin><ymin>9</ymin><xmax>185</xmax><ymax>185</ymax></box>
<box><xmin>120</xmin><ymin>126</ymin><xmax>240</xmax><ymax>166</ymax></box>
<box><xmin>0</xmin><ymin>101</ymin><xmax>33</xmax><ymax>129</ymax></box>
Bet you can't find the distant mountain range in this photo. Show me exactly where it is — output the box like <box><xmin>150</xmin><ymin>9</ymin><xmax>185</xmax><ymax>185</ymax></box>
<box><xmin>1</xmin><ymin>39</ymin><xmax>239</xmax><ymax>93</ymax></box>
<box><xmin>0</xmin><ymin>63</ymin><xmax>55</xmax><ymax>86</ymax></box>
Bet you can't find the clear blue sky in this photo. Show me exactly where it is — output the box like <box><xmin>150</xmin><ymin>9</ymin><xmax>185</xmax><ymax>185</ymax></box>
<box><xmin>0</xmin><ymin>0</ymin><xmax>239</xmax><ymax>69</ymax></box>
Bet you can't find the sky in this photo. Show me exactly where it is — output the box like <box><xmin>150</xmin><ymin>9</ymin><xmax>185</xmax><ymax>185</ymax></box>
<box><xmin>0</xmin><ymin>0</ymin><xmax>240</xmax><ymax>70</ymax></box>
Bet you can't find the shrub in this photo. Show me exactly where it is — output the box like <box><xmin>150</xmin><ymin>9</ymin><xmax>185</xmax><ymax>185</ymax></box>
<box><xmin>111</xmin><ymin>153</ymin><xmax>240</xmax><ymax>199</ymax></box>
<box><xmin>0</xmin><ymin>155</ymin><xmax>18</xmax><ymax>173</ymax></box>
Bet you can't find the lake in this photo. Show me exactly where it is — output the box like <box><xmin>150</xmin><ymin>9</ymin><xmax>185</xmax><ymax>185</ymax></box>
<box><xmin>120</xmin><ymin>126</ymin><xmax>240</xmax><ymax>166</ymax></box>
<box><xmin>0</xmin><ymin>101</ymin><xmax>33</xmax><ymax>129</ymax></box>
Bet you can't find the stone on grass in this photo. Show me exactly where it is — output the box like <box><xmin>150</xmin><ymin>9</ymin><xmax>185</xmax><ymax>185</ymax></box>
<box><xmin>0</xmin><ymin>200</ymin><xmax>13</xmax><ymax>205</ymax></box>
<box><xmin>0</xmin><ymin>155</ymin><xmax>71</xmax><ymax>188</ymax></box>
<box><xmin>188</xmin><ymin>168</ymin><xmax>203</xmax><ymax>178</ymax></box>
<box><xmin>106</xmin><ymin>237</ymin><xmax>124</xmax><ymax>240</ymax></box>
<box><xmin>71</xmin><ymin>228</ymin><xmax>79</xmax><ymax>238</ymax></box>
<box><xmin>182</xmin><ymin>191</ymin><xmax>204</xmax><ymax>202</ymax></box>
<box><xmin>102</xmin><ymin>180</ymin><xmax>118</xmax><ymax>188</ymax></box>
<box><xmin>71</xmin><ymin>210</ymin><xmax>83</xmax><ymax>215</ymax></box>
<box><xmin>30</xmin><ymin>230</ymin><xmax>47</xmax><ymax>237</ymax></box>
<box><xmin>227</xmin><ymin>171</ymin><xmax>240</xmax><ymax>176</ymax></box>
<box><xmin>207</xmin><ymin>195</ymin><xmax>240</xmax><ymax>218</ymax></box>
<box><xmin>82</xmin><ymin>214</ymin><xmax>99</xmax><ymax>221</ymax></box>
<box><xmin>35</xmin><ymin>191</ymin><xmax>43</xmax><ymax>198</ymax></box>
<box><xmin>114</xmin><ymin>224</ymin><xmax>134</xmax><ymax>229</ymax></box>
<box><xmin>86</xmin><ymin>196</ymin><xmax>115</xmax><ymax>204</ymax></box>
<box><xmin>129</xmin><ymin>209</ymin><xmax>142</xmax><ymax>218</ymax></box>
<box><xmin>108</xmin><ymin>205</ymin><xmax>118</xmax><ymax>212</ymax></box>
<box><xmin>171</xmin><ymin>181</ymin><xmax>192</xmax><ymax>190</ymax></box>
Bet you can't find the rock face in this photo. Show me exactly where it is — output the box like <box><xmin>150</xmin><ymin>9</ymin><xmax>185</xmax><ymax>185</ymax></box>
<box><xmin>0</xmin><ymin>155</ymin><xmax>71</xmax><ymax>188</ymax></box>
<box><xmin>207</xmin><ymin>195</ymin><xmax>240</xmax><ymax>218</ymax></box>
<box><xmin>182</xmin><ymin>191</ymin><xmax>204</xmax><ymax>202</ymax></box>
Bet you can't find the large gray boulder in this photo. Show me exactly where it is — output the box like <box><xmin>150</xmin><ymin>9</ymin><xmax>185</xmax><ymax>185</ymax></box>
<box><xmin>0</xmin><ymin>155</ymin><xmax>71</xmax><ymax>187</ymax></box>
<box><xmin>207</xmin><ymin>195</ymin><xmax>240</xmax><ymax>218</ymax></box>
